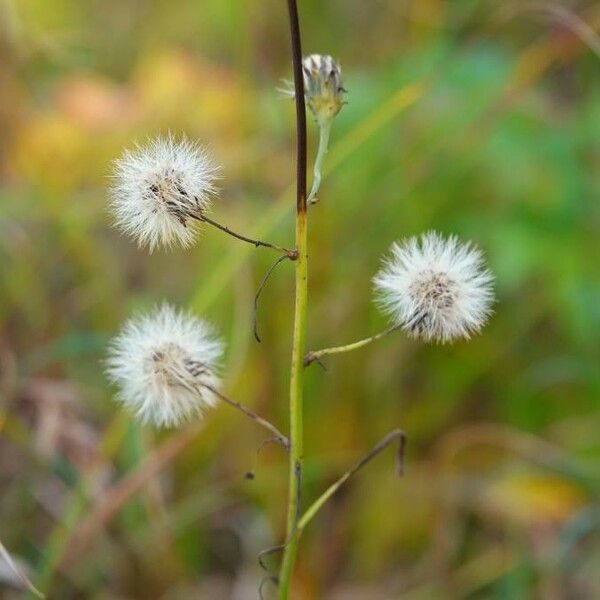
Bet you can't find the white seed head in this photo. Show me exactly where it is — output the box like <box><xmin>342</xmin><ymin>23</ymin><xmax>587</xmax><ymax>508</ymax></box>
<box><xmin>106</xmin><ymin>304</ymin><xmax>223</xmax><ymax>428</ymax></box>
<box><xmin>373</xmin><ymin>232</ymin><xmax>495</xmax><ymax>343</ymax></box>
<box><xmin>110</xmin><ymin>135</ymin><xmax>219</xmax><ymax>251</ymax></box>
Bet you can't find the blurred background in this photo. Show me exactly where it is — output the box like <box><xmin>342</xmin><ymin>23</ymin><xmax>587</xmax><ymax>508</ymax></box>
<box><xmin>1</xmin><ymin>0</ymin><xmax>599</xmax><ymax>598</ymax></box>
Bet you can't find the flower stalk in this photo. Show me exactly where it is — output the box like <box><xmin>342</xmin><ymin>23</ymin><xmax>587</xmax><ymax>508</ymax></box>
<box><xmin>278</xmin><ymin>0</ymin><xmax>308</xmax><ymax>596</ymax></box>
<box><xmin>191</xmin><ymin>213</ymin><xmax>298</xmax><ymax>259</ymax></box>
<box><xmin>298</xmin><ymin>428</ymin><xmax>405</xmax><ymax>532</ymax></box>
<box><xmin>307</xmin><ymin>118</ymin><xmax>331</xmax><ymax>205</ymax></box>
<box><xmin>302</xmin><ymin>53</ymin><xmax>344</xmax><ymax>205</ymax></box>
<box><xmin>202</xmin><ymin>383</ymin><xmax>290</xmax><ymax>450</ymax></box>
<box><xmin>304</xmin><ymin>324</ymin><xmax>402</xmax><ymax>367</ymax></box>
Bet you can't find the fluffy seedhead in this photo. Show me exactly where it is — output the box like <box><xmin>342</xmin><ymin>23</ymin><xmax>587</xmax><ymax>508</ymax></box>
<box><xmin>110</xmin><ymin>135</ymin><xmax>219</xmax><ymax>251</ymax></box>
<box><xmin>373</xmin><ymin>232</ymin><xmax>495</xmax><ymax>343</ymax></box>
<box><xmin>106</xmin><ymin>304</ymin><xmax>223</xmax><ymax>427</ymax></box>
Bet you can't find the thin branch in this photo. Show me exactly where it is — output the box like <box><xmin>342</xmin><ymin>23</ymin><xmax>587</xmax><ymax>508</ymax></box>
<box><xmin>191</xmin><ymin>213</ymin><xmax>298</xmax><ymax>259</ymax></box>
<box><xmin>298</xmin><ymin>429</ymin><xmax>406</xmax><ymax>532</ymax></box>
<box><xmin>307</xmin><ymin>119</ymin><xmax>332</xmax><ymax>205</ymax></box>
<box><xmin>258</xmin><ymin>544</ymin><xmax>286</xmax><ymax>574</ymax></box>
<box><xmin>246</xmin><ymin>437</ymin><xmax>289</xmax><ymax>480</ymax></box>
<box><xmin>304</xmin><ymin>324</ymin><xmax>401</xmax><ymax>367</ymax></box>
<box><xmin>258</xmin><ymin>544</ymin><xmax>285</xmax><ymax>599</ymax></box>
<box><xmin>203</xmin><ymin>383</ymin><xmax>290</xmax><ymax>451</ymax></box>
<box><xmin>259</xmin><ymin>575</ymin><xmax>279</xmax><ymax>600</ymax></box>
<box><xmin>253</xmin><ymin>254</ymin><xmax>291</xmax><ymax>343</ymax></box>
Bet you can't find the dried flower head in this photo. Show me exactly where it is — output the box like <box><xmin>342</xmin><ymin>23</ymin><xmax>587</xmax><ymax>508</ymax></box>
<box><xmin>110</xmin><ymin>135</ymin><xmax>219</xmax><ymax>251</ymax></box>
<box><xmin>302</xmin><ymin>54</ymin><xmax>345</xmax><ymax>123</ymax></box>
<box><xmin>106</xmin><ymin>304</ymin><xmax>223</xmax><ymax>428</ymax></box>
<box><xmin>280</xmin><ymin>54</ymin><xmax>345</xmax><ymax>124</ymax></box>
<box><xmin>373</xmin><ymin>232</ymin><xmax>494</xmax><ymax>343</ymax></box>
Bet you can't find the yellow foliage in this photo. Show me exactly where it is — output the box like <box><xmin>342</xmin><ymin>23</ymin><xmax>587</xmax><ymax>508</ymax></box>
<box><xmin>480</xmin><ymin>472</ymin><xmax>586</xmax><ymax>526</ymax></box>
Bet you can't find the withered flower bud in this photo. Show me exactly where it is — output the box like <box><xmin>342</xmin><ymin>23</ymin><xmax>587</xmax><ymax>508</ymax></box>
<box><xmin>302</xmin><ymin>54</ymin><xmax>345</xmax><ymax>124</ymax></box>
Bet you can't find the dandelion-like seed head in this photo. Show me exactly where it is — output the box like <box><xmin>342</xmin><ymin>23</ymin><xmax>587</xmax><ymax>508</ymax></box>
<box><xmin>373</xmin><ymin>232</ymin><xmax>495</xmax><ymax>343</ymax></box>
<box><xmin>110</xmin><ymin>135</ymin><xmax>219</xmax><ymax>251</ymax></box>
<box><xmin>106</xmin><ymin>304</ymin><xmax>223</xmax><ymax>428</ymax></box>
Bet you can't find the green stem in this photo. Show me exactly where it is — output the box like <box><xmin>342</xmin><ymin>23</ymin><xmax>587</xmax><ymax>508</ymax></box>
<box><xmin>278</xmin><ymin>210</ymin><xmax>308</xmax><ymax>598</ymax></box>
<box><xmin>298</xmin><ymin>429</ymin><xmax>405</xmax><ymax>531</ymax></box>
<box><xmin>278</xmin><ymin>0</ymin><xmax>307</xmax><ymax>594</ymax></box>
<box><xmin>304</xmin><ymin>324</ymin><xmax>401</xmax><ymax>367</ymax></box>
<box><xmin>307</xmin><ymin>119</ymin><xmax>331</xmax><ymax>205</ymax></box>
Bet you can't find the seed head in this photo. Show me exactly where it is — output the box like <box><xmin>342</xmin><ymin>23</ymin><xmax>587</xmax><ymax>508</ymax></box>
<box><xmin>302</xmin><ymin>54</ymin><xmax>345</xmax><ymax>123</ymax></box>
<box><xmin>373</xmin><ymin>232</ymin><xmax>495</xmax><ymax>343</ymax></box>
<box><xmin>106</xmin><ymin>304</ymin><xmax>223</xmax><ymax>428</ymax></box>
<box><xmin>110</xmin><ymin>135</ymin><xmax>219</xmax><ymax>251</ymax></box>
<box><xmin>281</xmin><ymin>54</ymin><xmax>346</xmax><ymax>123</ymax></box>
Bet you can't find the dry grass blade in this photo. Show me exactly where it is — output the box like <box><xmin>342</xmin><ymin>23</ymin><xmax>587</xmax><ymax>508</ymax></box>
<box><xmin>525</xmin><ymin>2</ymin><xmax>600</xmax><ymax>60</ymax></box>
<box><xmin>0</xmin><ymin>539</ymin><xmax>45</xmax><ymax>599</ymax></box>
<box><xmin>64</xmin><ymin>422</ymin><xmax>202</xmax><ymax>566</ymax></box>
<box><xmin>435</xmin><ymin>422</ymin><xmax>572</xmax><ymax>468</ymax></box>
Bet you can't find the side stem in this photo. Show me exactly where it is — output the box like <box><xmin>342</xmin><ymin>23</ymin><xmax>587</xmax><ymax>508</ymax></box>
<box><xmin>279</xmin><ymin>0</ymin><xmax>307</xmax><ymax>597</ymax></box>
<box><xmin>297</xmin><ymin>429</ymin><xmax>405</xmax><ymax>532</ymax></box>
<box><xmin>202</xmin><ymin>384</ymin><xmax>289</xmax><ymax>450</ymax></box>
<box><xmin>307</xmin><ymin>119</ymin><xmax>331</xmax><ymax>205</ymax></box>
<box><xmin>253</xmin><ymin>254</ymin><xmax>291</xmax><ymax>343</ymax></box>
<box><xmin>193</xmin><ymin>213</ymin><xmax>298</xmax><ymax>259</ymax></box>
<box><xmin>304</xmin><ymin>324</ymin><xmax>401</xmax><ymax>366</ymax></box>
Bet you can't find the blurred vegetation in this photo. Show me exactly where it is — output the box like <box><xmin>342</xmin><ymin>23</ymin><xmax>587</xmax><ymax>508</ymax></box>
<box><xmin>1</xmin><ymin>0</ymin><xmax>600</xmax><ymax>598</ymax></box>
